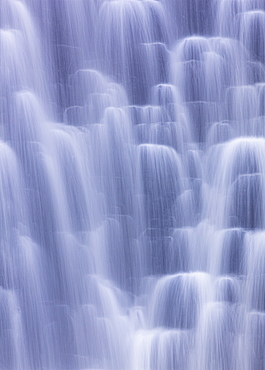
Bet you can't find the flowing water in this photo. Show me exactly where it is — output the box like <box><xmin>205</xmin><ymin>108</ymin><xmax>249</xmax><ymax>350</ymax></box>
<box><xmin>1</xmin><ymin>0</ymin><xmax>265</xmax><ymax>369</ymax></box>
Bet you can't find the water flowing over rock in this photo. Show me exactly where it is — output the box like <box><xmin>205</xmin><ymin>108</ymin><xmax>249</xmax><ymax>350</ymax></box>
<box><xmin>1</xmin><ymin>0</ymin><xmax>265</xmax><ymax>369</ymax></box>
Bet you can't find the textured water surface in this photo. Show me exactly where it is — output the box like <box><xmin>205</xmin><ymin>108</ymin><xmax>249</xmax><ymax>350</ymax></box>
<box><xmin>1</xmin><ymin>0</ymin><xmax>265</xmax><ymax>369</ymax></box>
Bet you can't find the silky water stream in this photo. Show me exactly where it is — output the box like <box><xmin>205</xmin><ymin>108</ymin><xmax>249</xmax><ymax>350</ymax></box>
<box><xmin>1</xmin><ymin>0</ymin><xmax>265</xmax><ymax>369</ymax></box>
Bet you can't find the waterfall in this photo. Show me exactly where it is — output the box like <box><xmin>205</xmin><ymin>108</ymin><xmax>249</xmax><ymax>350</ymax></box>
<box><xmin>1</xmin><ymin>0</ymin><xmax>265</xmax><ymax>369</ymax></box>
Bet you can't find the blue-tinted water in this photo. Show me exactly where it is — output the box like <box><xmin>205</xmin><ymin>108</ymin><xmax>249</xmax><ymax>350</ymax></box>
<box><xmin>1</xmin><ymin>0</ymin><xmax>265</xmax><ymax>369</ymax></box>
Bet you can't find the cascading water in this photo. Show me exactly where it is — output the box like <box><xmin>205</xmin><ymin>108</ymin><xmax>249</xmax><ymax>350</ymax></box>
<box><xmin>1</xmin><ymin>0</ymin><xmax>265</xmax><ymax>369</ymax></box>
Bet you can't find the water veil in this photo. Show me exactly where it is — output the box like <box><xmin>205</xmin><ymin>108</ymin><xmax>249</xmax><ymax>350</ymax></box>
<box><xmin>1</xmin><ymin>0</ymin><xmax>265</xmax><ymax>369</ymax></box>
